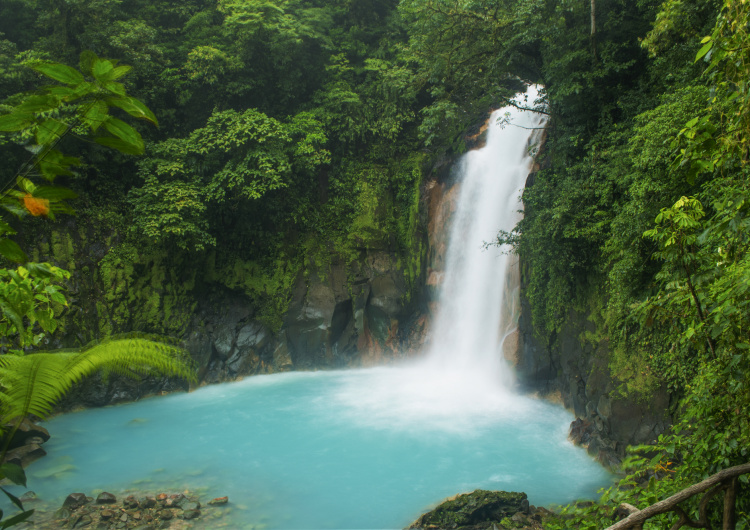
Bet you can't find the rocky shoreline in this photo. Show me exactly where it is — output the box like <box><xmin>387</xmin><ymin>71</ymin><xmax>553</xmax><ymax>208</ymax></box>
<box><xmin>11</xmin><ymin>489</ymin><xmax>231</xmax><ymax>529</ymax></box>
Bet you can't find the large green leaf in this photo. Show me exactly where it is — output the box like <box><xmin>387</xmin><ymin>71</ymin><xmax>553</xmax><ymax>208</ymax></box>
<box><xmin>103</xmin><ymin>117</ymin><xmax>144</xmax><ymax>151</ymax></box>
<box><xmin>95</xmin><ymin>136</ymin><xmax>144</xmax><ymax>155</ymax></box>
<box><xmin>108</xmin><ymin>65</ymin><xmax>132</xmax><ymax>81</ymax></box>
<box><xmin>103</xmin><ymin>81</ymin><xmax>126</xmax><ymax>96</ymax></box>
<box><xmin>32</xmin><ymin>186</ymin><xmax>78</xmax><ymax>200</ymax></box>
<box><xmin>17</xmin><ymin>95</ymin><xmax>59</xmax><ymax>113</ymax></box>
<box><xmin>0</xmin><ymin>508</ymin><xmax>34</xmax><ymax>529</ymax></box>
<box><xmin>0</xmin><ymin>114</ymin><xmax>33</xmax><ymax>132</ymax></box>
<box><xmin>25</xmin><ymin>262</ymin><xmax>62</xmax><ymax>279</ymax></box>
<box><xmin>81</xmin><ymin>100</ymin><xmax>109</xmax><ymax>132</ymax></box>
<box><xmin>0</xmin><ymin>487</ymin><xmax>24</xmax><ymax>511</ymax></box>
<box><xmin>108</xmin><ymin>97</ymin><xmax>158</xmax><ymax>125</ymax></box>
<box><xmin>92</xmin><ymin>58</ymin><xmax>115</xmax><ymax>82</ymax></box>
<box><xmin>0</xmin><ymin>298</ymin><xmax>26</xmax><ymax>340</ymax></box>
<box><xmin>695</xmin><ymin>42</ymin><xmax>713</xmax><ymax>62</ymax></box>
<box><xmin>29</xmin><ymin>61</ymin><xmax>84</xmax><ymax>85</ymax></box>
<box><xmin>46</xmin><ymin>86</ymin><xmax>77</xmax><ymax>99</ymax></box>
<box><xmin>0</xmin><ymin>239</ymin><xmax>28</xmax><ymax>263</ymax></box>
<box><xmin>35</xmin><ymin>119</ymin><xmax>68</xmax><ymax>146</ymax></box>
<box><xmin>70</xmin><ymin>81</ymin><xmax>97</xmax><ymax>99</ymax></box>
<box><xmin>79</xmin><ymin>50</ymin><xmax>98</xmax><ymax>77</ymax></box>
<box><xmin>0</xmin><ymin>463</ymin><xmax>27</xmax><ymax>487</ymax></box>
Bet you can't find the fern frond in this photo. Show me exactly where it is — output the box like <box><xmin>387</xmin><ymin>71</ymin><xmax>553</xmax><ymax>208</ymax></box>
<box><xmin>0</xmin><ymin>338</ymin><xmax>196</xmax><ymax>424</ymax></box>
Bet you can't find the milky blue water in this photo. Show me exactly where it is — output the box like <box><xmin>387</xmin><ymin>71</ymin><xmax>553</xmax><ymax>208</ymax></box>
<box><xmin>14</xmin><ymin>366</ymin><xmax>611</xmax><ymax>529</ymax></box>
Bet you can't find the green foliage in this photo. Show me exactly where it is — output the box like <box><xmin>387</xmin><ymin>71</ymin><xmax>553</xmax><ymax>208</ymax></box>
<box><xmin>129</xmin><ymin>108</ymin><xmax>329</xmax><ymax>252</ymax></box>
<box><xmin>184</xmin><ymin>45</ymin><xmax>241</xmax><ymax>85</ymax></box>
<box><xmin>523</xmin><ymin>1</ymin><xmax>750</xmax><ymax>526</ymax></box>
<box><xmin>0</xmin><ymin>51</ymin><xmax>157</xmax><ymax>164</ymax></box>
<box><xmin>0</xmin><ymin>263</ymin><xmax>69</xmax><ymax>351</ymax></box>
<box><xmin>0</xmin><ymin>337</ymin><xmax>195</xmax><ymax>423</ymax></box>
<box><xmin>398</xmin><ymin>0</ymin><xmax>528</xmax><ymax>151</ymax></box>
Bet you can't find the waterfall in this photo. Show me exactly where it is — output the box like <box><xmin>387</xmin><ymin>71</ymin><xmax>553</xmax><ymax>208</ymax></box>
<box><xmin>327</xmin><ymin>87</ymin><xmax>548</xmax><ymax>433</ymax></box>
<box><xmin>426</xmin><ymin>86</ymin><xmax>546</xmax><ymax>387</ymax></box>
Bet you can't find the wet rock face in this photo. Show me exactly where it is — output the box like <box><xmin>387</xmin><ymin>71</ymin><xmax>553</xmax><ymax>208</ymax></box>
<box><xmin>284</xmin><ymin>255</ymin><xmax>418</xmax><ymax>370</ymax></box>
<box><xmin>58</xmin><ymin>248</ymin><xmax>424</xmax><ymax>409</ymax></box>
<box><xmin>408</xmin><ymin>489</ymin><xmax>544</xmax><ymax>530</ymax></box>
<box><xmin>1</xmin><ymin>419</ymin><xmax>51</xmax><ymax>449</ymax></box>
<box><xmin>515</xmin><ymin>300</ymin><xmax>672</xmax><ymax>468</ymax></box>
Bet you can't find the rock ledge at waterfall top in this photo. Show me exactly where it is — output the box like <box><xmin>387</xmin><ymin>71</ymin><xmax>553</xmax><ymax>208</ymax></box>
<box><xmin>407</xmin><ymin>489</ymin><xmax>548</xmax><ymax>530</ymax></box>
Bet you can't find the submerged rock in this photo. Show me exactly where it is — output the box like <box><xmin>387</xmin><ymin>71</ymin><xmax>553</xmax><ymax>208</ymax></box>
<box><xmin>408</xmin><ymin>490</ymin><xmax>529</xmax><ymax>530</ymax></box>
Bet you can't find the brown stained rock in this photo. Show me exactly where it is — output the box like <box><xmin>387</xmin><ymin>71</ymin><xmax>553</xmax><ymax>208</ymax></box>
<box><xmin>139</xmin><ymin>496</ymin><xmax>156</xmax><ymax>508</ymax></box>
<box><xmin>208</xmin><ymin>496</ymin><xmax>228</xmax><ymax>505</ymax></box>
<box><xmin>71</xmin><ymin>513</ymin><xmax>92</xmax><ymax>528</ymax></box>
<box><xmin>63</xmin><ymin>492</ymin><xmax>90</xmax><ymax>510</ymax></box>
<box><xmin>165</xmin><ymin>493</ymin><xmax>184</xmax><ymax>507</ymax></box>
<box><xmin>99</xmin><ymin>509</ymin><xmax>115</xmax><ymax>520</ymax></box>
<box><xmin>123</xmin><ymin>495</ymin><xmax>139</xmax><ymax>509</ymax></box>
<box><xmin>158</xmin><ymin>509</ymin><xmax>173</xmax><ymax>520</ymax></box>
<box><xmin>95</xmin><ymin>492</ymin><xmax>117</xmax><ymax>504</ymax></box>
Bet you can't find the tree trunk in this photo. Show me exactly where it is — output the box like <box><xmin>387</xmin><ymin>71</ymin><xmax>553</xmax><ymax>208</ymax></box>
<box><xmin>590</xmin><ymin>0</ymin><xmax>597</xmax><ymax>60</ymax></box>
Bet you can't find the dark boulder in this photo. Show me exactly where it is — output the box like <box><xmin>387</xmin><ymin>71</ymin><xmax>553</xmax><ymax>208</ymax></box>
<box><xmin>62</xmin><ymin>492</ymin><xmax>90</xmax><ymax>510</ymax></box>
<box><xmin>1</xmin><ymin>419</ymin><xmax>51</xmax><ymax>449</ymax></box>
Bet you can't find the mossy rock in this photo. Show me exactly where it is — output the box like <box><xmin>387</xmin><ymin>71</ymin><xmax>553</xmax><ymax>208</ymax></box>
<box><xmin>408</xmin><ymin>490</ymin><xmax>528</xmax><ymax>530</ymax></box>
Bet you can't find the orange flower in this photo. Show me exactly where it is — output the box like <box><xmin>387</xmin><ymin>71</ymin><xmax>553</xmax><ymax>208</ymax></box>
<box><xmin>22</xmin><ymin>193</ymin><xmax>50</xmax><ymax>217</ymax></box>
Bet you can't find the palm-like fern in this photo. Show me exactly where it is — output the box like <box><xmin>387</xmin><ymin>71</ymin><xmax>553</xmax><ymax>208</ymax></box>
<box><xmin>0</xmin><ymin>337</ymin><xmax>195</xmax><ymax>528</ymax></box>
<box><xmin>0</xmin><ymin>336</ymin><xmax>196</xmax><ymax>425</ymax></box>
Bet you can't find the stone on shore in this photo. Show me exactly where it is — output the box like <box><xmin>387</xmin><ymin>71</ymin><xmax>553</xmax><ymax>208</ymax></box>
<box><xmin>408</xmin><ymin>490</ymin><xmax>541</xmax><ymax>530</ymax></box>
<box><xmin>96</xmin><ymin>492</ymin><xmax>117</xmax><ymax>504</ymax></box>
<box><xmin>63</xmin><ymin>492</ymin><xmax>90</xmax><ymax>510</ymax></box>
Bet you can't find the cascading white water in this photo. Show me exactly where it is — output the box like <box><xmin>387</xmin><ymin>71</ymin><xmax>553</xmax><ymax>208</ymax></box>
<box><xmin>426</xmin><ymin>86</ymin><xmax>546</xmax><ymax>386</ymax></box>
